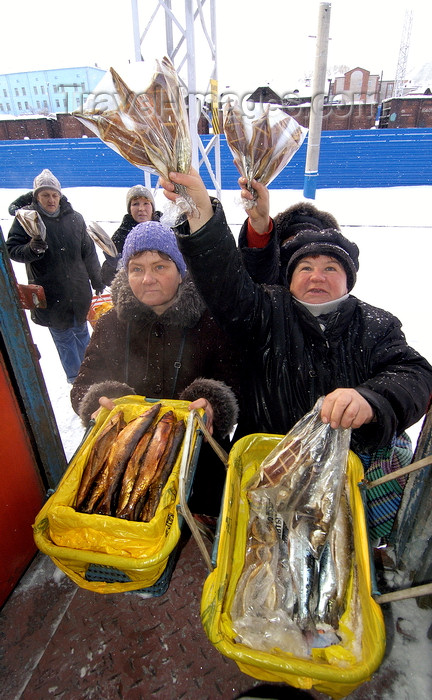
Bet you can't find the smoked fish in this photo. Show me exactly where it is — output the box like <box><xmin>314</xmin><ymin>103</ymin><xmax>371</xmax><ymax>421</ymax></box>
<box><xmin>94</xmin><ymin>402</ymin><xmax>162</xmax><ymax>516</ymax></box>
<box><xmin>141</xmin><ymin>419</ymin><xmax>186</xmax><ymax>522</ymax></box>
<box><xmin>117</xmin><ymin>410</ymin><xmax>176</xmax><ymax>520</ymax></box>
<box><xmin>75</xmin><ymin>410</ymin><xmax>125</xmax><ymax>511</ymax></box>
<box><xmin>115</xmin><ymin>423</ymin><xmax>157</xmax><ymax>515</ymax></box>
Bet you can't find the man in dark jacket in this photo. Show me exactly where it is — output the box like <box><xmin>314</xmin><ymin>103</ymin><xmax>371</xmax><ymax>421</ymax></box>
<box><xmin>7</xmin><ymin>169</ymin><xmax>104</xmax><ymax>383</ymax></box>
<box><xmin>160</xmin><ymin>169</ymin><xmax>432</xmax><ymax>452</ymax></box>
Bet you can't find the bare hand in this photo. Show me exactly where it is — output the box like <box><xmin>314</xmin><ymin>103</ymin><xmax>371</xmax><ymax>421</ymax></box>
<box><xmin>159</xmin><ymin>168</ymin><xmax>213</xmax><ymax>232</ymax></box>
<box><xmin>320</xmin><ymin>388</ymin><xmax>374</xmax><ymax>429</ymax></box>
<box><xmin>90</xmin><ymin>395</ymin><xmax>116</xmax><ymax>420</ymax></box>
<box><xmin>238</xmin><ymin>177</ymin><xmax>270</xmax><ymax>234</ymax></box>
<box><xmin>187</xmin><ymin>397</ymin><xmax>214</xmax><ymax>435</ymax></box>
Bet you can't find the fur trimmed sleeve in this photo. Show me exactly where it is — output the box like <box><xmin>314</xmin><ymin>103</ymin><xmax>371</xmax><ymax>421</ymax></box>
<box><xmin>75</xmin><ymin>380</ymin><xmax>136</xmax><ymax>426</ymax></box>
<box><xmin>179</xmin><ymin>377</ymin><xmax>238</xmax><ymax>438</ymax></box>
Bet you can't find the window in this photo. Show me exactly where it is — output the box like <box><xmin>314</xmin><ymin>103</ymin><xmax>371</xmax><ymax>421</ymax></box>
<box><xmin>21</xmin><ymin>87</ymin><xmax>26</xmax><ymax>95</ymax></box>
<box><xmin>15</xmin><ymin>88</ymin><xmax>19</xmax><ymax>96</ymax></box>
<box><xmin>3</xmin><ymin>89</ymin><xmax>7</xmax><ymax>97</ymax></box>
<box><xmin>41</xmin><ymin>86</ymin><xmax>45</xmax><ymax>94</ymax></box>
<box><xmin>25</xmin><ymin>101</ymin><xmax>29</xmax><ymax>109</ymax></box>
<box><xmin>55</xmin><ymin>99</ymin><xmax>60</xmax><ymax>108</ymax></box>
<box><xmin>37</xmin><ymin>101</ymin><xmax>41</xmax><ymax>108</ymax></box>
<box><xmin>17</xmin><ymin>101</ymin><xmax>22</xmax><ymax>109</ymax></box>
<box><xmin>6</xmin><ymin>103</ymin><xmax>10</xmax><ymax>111</ymax></box>
<box><xmin>43</xmin><ymin>100</ymin><xmax>48</xmax><ymax>108</ymax></box>
<box><xmin>33</xmin><ymin>86</ymin><xmax>38</xmax><ymax>95</ymax></box>
<box><xmin>53</xmin><ymin>85</ymin><xmax>58</xmax><ymax>93</ymax></box>
<box><xmin>0</xmin><ymin>104</ymin><xmax>3</xmax><ymax>111</ymax></box>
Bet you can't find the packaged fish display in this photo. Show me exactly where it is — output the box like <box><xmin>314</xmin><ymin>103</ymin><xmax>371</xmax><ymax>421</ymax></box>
<box><xmin>33</xmin><ymin>398</ymin><xmax>200</xmax><ymax>593</ymax></box>
<box><xmin>75</xmin><ymin>402</ymin><xmax>186</xmax><ymax>522</ymax></box>
<box><xmin>75</xmin><ymin>57</ymin><xmax>195</xmax><ymax>223</ymax></box>
<box><xmin>230</xmin><ymin>398</ymin><xmax>357</xmax><ymax>659</ymax></box>
<box><xmin>223</xmin><ymin>102</ymin><xmax>307</xmax><ymax>208</ymax></box>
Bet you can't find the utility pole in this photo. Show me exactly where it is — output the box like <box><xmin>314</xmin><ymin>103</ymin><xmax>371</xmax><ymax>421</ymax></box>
<box><xmin>303</xmin><ymin>2</ymin><xmax>331</xmax><ymax>200</ymax></box>
<box><xmin>130</xmin><ymin>0</ymin><xmax>221</xmax><ymax>198</ymax></box>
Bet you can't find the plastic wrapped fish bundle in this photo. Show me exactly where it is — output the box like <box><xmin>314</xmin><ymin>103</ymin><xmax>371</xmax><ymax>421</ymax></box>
<box><xmin>230</xmin><ymin>398</ymin><xmax>353</xmax><ymax>657</ymax></box>
<box><xmin>75</xmin><ymin>57</ymin><xmax>195</xmax><ymax>224</ymax></box>
<box><xmin>223</xmin><ymin>101</ymin><xmax>307</xmax><ymax>209</ymax></box>
<box><xmin>200</xmin><ymin>399</ymin><xmax>386</xmax><ymax>698</ymax></box>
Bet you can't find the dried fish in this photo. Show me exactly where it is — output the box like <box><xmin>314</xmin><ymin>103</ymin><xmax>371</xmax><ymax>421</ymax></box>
<box><xmin>75</xmin><ymin>57</ymin><xmax>192</xmax><ymax>181</ymax></box>
<box><xmin>141</xmin><ymin>419</ymin><xmax>186</xmax><ymax>522</ymax></box>
<box><xmin>231</xmin><ymin>399</ymin><xmax>354</xmax><ymax>657</ymax></box>
<box><xmin>223</xmin><ymin>102</ymin><xmax>307</xmax><ymax>205</ymax></box>
<box><xmin>114</xmin><ymin>422</ymin><xmax>157</xmax><ymax>516</ymax></box>
<box><xmin>94</xmin><ymin>403</ymin><xmax>162</xmax><ymax>516</ymax></box>
<box><xmin>75</xmin><ymin>410</ymin><xmax>125</xmax><ymax>511</ymax></box>
<box><xmin>117</xmin><ymin>410</ymin><xmax>176</xmax><ymax>520</ymax></box>
<box><xmin>86</xmin><ymin>221</ymin><xmax>118</xmax><ymax>257</ymax></box>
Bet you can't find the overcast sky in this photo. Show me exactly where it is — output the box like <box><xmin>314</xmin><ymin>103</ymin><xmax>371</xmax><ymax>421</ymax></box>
<box><xmin>1</xmin><ymin>1</ymin><xmax>430</xmax><ymax>97</ymax></box>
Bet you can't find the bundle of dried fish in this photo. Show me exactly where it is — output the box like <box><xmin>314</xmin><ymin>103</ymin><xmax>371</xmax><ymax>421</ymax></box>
<box><xmin>75</xmin><ymin>57</ymin><xmax>195</xmax><ymax>222</ymax></box>
<box><xmin>86</xmin><ymin>221</ymin><xmax>118</xmax><ymax>257</ymax></box>
<box><xmin>75</xmin><ymin>403</ymin><xmax>186</xmax><ymax>522</ymax></box>
<box><xmin>230</xmin><ymin>399</ymin><xmax>356</xmax><ymax>658</ymax></box>
<box><xmin>15</xmin><ymin>208</ymin><xmax>46</xmax><ymax>240</ymax></box>
<box><xmin>223</xmin><ymin>102</ymin><xmax>307</xmax><ymax>208</ymax></box>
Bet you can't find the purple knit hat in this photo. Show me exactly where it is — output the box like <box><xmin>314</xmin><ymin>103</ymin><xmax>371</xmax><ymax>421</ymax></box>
<box><xmin>121</xmin><ymin>220</ymin><xmax>187</xmax><ymax>278</ymax></box>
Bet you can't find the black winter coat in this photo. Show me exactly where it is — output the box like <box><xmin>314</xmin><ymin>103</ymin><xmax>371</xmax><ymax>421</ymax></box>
<box><xmin>100</xmin><ymin>211</ymin><xmax>162</xmax><ymax>286</ymax></box>
<box><xmin>176</xmin><ymin>201</ymin><xmax>432</xmax><ymax>452</ymax></box>
<box><xmin>7</xmin><ymin>196</ymin><xmax>103</xmax><ymax>330</ymax></box>
<box><xmin>70</xmin><ymin>269</ymin><xmax>240</xmax><ymax>438</ymax></box>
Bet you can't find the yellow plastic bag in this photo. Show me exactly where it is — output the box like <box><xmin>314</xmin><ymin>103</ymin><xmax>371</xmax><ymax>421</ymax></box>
<box><xmin>200</xmin><ymin>434</ymin><xmax>386</xmax><ymax>699</ymax></box>
<box><xmin>33</xmin><ymin>397</ymin><xmax>201</xmax><ymax>594</ymax></box>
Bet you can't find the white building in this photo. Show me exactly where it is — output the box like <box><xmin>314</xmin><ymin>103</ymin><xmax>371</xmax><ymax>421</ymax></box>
<box><xmin>0</xmin><ymin>66</ymin><xmax>106</xmax><ymax>116</ymax></box>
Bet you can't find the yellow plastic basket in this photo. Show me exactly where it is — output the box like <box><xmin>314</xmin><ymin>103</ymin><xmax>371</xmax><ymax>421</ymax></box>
<box><xmin>33</xmin><ymin>396</ymin><xmax>202</xmax><ymax>594</ymax></box>
<box><xmin>200</xmin><ymin>434</ymin><xmax>386</xmax><ymax>699</ymax></box>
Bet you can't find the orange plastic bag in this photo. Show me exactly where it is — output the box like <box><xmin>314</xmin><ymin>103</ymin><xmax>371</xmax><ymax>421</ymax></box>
<box><xmin>87</xmin><ymin>293</ymin><xmax>113</xmax><ymax>329</ymax></box>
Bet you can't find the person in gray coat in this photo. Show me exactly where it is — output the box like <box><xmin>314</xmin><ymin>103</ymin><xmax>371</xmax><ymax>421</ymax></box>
<box><xmin>7</xmin><ymin>169</ymin><xmax>104</xmax><ymax>383</ymax></box>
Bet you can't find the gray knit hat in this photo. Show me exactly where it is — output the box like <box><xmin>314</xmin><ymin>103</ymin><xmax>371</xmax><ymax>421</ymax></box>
<box><xmin>122</xmin><ymin>221</ymin><xmax>187</xmax><ymax>279</ymax></box>
<box><xmin>284</xmin><ymin>228</ymin><xmax>360</xmax><ymax>292</ymax></box>
<box><xmin>126</xmin><ymin>185</ymin><xmax>155</xmax><ymax>214</ymax></box>
<box><xmin>33</xmin><ymin>169</ymin><xmax>61</xmax><ymax>197</ymax></box>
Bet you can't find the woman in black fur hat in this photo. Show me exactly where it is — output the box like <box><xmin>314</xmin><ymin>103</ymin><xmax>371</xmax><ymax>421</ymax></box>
<box><xmin>161</xmin><ymin>168</ymin><xmax>432</xmax><ymax>540</ymax></box>
<box><xmin>238</xmin><ymin>177</ymin><xmax>340</xmax><ymax>285</ymax></box>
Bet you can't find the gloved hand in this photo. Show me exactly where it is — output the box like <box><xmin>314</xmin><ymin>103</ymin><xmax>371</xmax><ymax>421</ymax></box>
<box><xmin>29</xmin><ymin>237</ymin><xmax>48</xmax><ymax>254</ymax></box>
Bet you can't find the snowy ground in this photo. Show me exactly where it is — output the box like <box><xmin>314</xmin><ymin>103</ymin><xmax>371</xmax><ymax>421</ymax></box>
<box><xmin>1</xmin><ymin>184</ymin><xmax>432</xmax><ymax>699</ymax></box>
<box><xmin>1</xmin><ymin>183</ymin><xmax>431</xmax><ymax>460</ymax></box>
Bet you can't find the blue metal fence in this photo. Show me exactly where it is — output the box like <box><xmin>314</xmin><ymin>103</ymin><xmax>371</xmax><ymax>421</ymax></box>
<box><xmin>1</xmin><ymin>128</ymin><xmax>431</xmax><ymax>190</ymax></box>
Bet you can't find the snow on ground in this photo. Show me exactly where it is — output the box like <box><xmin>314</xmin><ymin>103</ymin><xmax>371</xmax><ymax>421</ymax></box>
<box><xmin>1</xmin><ymin>183</ymin><xmax>431</xmax><ymax>460</ymax></box>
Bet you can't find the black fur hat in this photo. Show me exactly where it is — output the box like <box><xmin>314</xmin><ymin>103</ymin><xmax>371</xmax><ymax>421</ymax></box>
<box><xmin>284</xmin><ymin>228</ymin><xmax>360</xmax><ymax>292</ymax></box>
<box><xmin>275</xmin><ymin>201</ymin><xmax>340</xmax><ymax>245</ymax></box>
